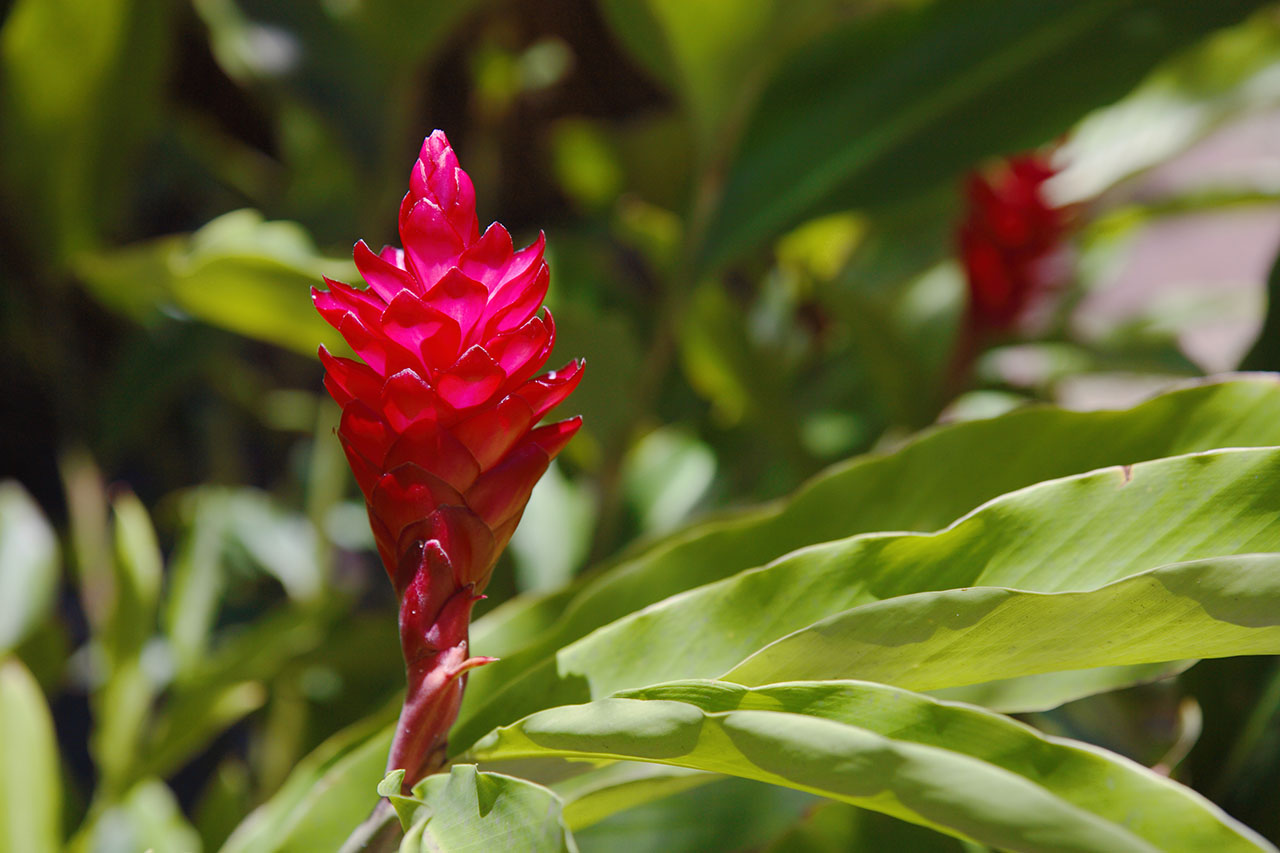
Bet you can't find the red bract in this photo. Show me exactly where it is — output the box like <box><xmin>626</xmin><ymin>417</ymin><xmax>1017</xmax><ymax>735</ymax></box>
<box><xmin>957</xmin><ymin>153</ymin><xmax>1067</xmax><ymax>334</ymax></box>
<box><xmin>313</xmin><ymin>130</ymin><xmax>582</xmax><ymax>789</ymax></box>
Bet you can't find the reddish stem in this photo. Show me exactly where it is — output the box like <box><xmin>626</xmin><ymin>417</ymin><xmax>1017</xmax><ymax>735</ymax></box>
<box><xmin>386</xmin><ymin>582</ymin><xmax>494</xmax><ymax>791</ymax></box>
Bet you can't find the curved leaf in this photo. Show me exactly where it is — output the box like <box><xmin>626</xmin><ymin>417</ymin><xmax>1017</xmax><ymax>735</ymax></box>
<box><xmin>0</xmin><ymin>482</ymin><xmax>59</xmax><ymax>654</ymax></box>
<box><xmin>0</xmin><ymin>658</ymin><xmax>60</xmax><ymax>853</ymax></box>
<box><xmin>454</xmin><ymin>445</ymin><xmax>1280</xmax><ymax>749</ymax></box>
<box><xmin>472</xmin><ymin>680</ymin><xmax>1272</xmax><ymax>852</ymax></box>
<box><xmin>394</xmin><ymin>765</ymin><xmax>576</xmax><ymax>853</ymax></box>
<box><xmin>463</xmin><ymin>378</ymin><xmax>1280</xmax><ymax>714</ymax></box>
<box><xmin>725</xmin><ymin>554</ymin><xmax>1280</xmax><ymax>690</ymax></box>
<box><xmin>74</xmin><ymin>210</ymin><xmax>353</xmax><ymax>356</ymax></box>
<box><xmin>220</xmin><ymin>707</ymin><xmax>394</xmax><ymax>853</ymax></box>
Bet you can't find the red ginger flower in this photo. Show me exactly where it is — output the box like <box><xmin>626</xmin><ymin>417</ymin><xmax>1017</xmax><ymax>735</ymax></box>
<box><xmin>313</xmin><ymin>130</ymin><xmax>582</xmax><ymax>788</ymax></box>
<box><xmin>957</xmin><ymin>153</ymin><xmax>1068</xmax><ymax>335</ymax></box>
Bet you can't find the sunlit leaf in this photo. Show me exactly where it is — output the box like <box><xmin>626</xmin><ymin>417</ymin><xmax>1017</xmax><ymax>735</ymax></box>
<box><xmin>394</xmin><ymin>765</ymin><xmax>577</xmax><ymax>853</ymax></box>
<box><xmin>220</xmin><ymin>708</ymin><xmax>395</xmax><ymax>853</ymax></box>
<box><xmin>0</xmin><ymin>482</ymin><xmax>59</xmax><ymax>654</ymax></box>
<box><xmin>74</xmin><ymin>210</ymin><xmax>353</xmax><ymax>357</ymax></box>
<box><xmin>473</xmin><ymin>680</ymin><xmax>1270</xmax><ymax>852</ymax></box>
<box><xmin>724</xmin><ymin>554</ymin><xmax>1280</xmax><ymax>690</ymax></box>
<box><xmin>460</xmin><ymin>378</ymin><xmax>1280</xmax><ymax>726</ymax></box>
<box><xmin>454</xmin><ymin>445</ymin><xmax>1280</xmax><ymax>750</ymax></box>
<box><xmin>0</xmin><ymin>658</ymin><xmax>61</xmax><ymax>853</ymax></box>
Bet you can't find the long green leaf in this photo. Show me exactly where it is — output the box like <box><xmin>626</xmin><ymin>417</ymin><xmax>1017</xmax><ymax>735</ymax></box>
<box><xmin>0</xmin><ymin>658</ymin><xmax>61</xmax><ymax>853</ymax></box>
<box><xmin>0</xmin><ymin>482</ymin><xmax>59</xmax><ymax>655</ymax></box>
<box><xmin>0</xmin><ymin>0</ymin><xmax>172</xmax><ymax>256</ymax></box>
<box><xmin>725</xmin><ymin>554</ymin><xmax>1280</xmax><ymax>689</ymax></box>
<box><xmin>91</xmin><ymin>490</ymin><xmax>166</xmax><ymax>799</ymax></box>
<box><xmin>74</xmin><ymin>210</ymin><xmax>352</xmax><ymax>356</ymax></box>
<box><xmin>569</xmin><ymin>774</ymin><xmax>814</xmax><ymax>853</ymax></box>
<box><xmin>698</xmin><ymin>0</ymin><xmax>1267</xmax><ymax>269</ymax></box>
<box><xmin>454</xmin><ymin>444</ymin><xmax>1280</xmax><ymax>749</ymax></box>
<box><xmin>220</xmin><ymin>707</ymin><xmax>394</xmax><ymax>853</ymax></box>
<box><xmin>472</xmin><ymin>680</ymin><xmax>1272</xmax><ymax>852</ymax></box>
<box><xmin>463</xmin><ymin>378</ymin><xmax>1280</xmax><ymax>714</ymax></box>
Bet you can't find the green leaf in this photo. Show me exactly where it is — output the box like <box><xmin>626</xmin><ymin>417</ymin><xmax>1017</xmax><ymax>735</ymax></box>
<box><xmin>108</xmin><ymin>489</ymin><xmax>163</xmax><ymax>661</ymax></box>
<box><xmin>569</xmin><ymin>774</ymin><xmax>814</xmax><ymax>853</ymax></box>
<box><xmin>762</xmin><ymin>801</ymin><xmax>970</xmax><ymax>853</ymax></box>
<box><xmin>74</xmin><ymin>210</ymin><xmax>353</xmax><ymax>357</ymax></box>
<box><xmin>396</xmin><ymin>765</ymin><xmax>576</xmax><ymax>853</ymax></box>
<box><xmin>142</xmin><ymin>681</ymin><xmax>266</xmax><ymax>784</ymax></box>
<box><xmin>471</xmin><ymin>586</ymin><xmax>580</xmax><ymax>660</ymax></box>
<box><xmin>454</xmin><ymin>446</ymin><xmax>1280</xmax><ymax>750</ymax></box>
<box><xmin>0</xmin><ymin>0</ymin><xmax>173</xmax><ymax>256</ymax></box>
<box><xmin>1056</xmin><ymin>13</ymin><xmax>1280</xmax><ymax>205</ymax></box>
<box><xmin>551</xmin><ymin>763</ymin><xmax>712</xmax><ymax>831</ymax></box>
<box><xmin>165</xmin><ymin>490</ymin><xmax>230</xmax><ymax>679</ymax></box>
<box><xmin>91</xmin><ymin>657</ymin><xmax>156</xmax><ymax>800</ymax></box>
<box><xmin>698</xmin><ymin>0</ymin><xmax>1269</xmax><ymax>269</ymax></box>
<box><xmin>222</xmin><ymin>489</ymin><xmax>324</xmax><ymax>603</ymax></box>
<box><xmin>622</xmin><ymin>427</ymin><xmax>716</xmax><ymax>536</ymax></box>
<box><xmin>595</xmin><ymin>0</ymin><xmax>842</xmax><ymax>153</ymax></box>
<box><xmin>509</xmin><ymin>462</ymin><xmax>596</xmax><ymax>593</ymax></box>
<box><xmin>472</xmin><ymin>680</ymin><xmax>1272</xmax><ymax>852</ymax></box>
<box><xmin>0</xmin><ymin>658</ymin><xmax>61</xmax><ymax>853</ymax></box>
<box><xmin>0</xmin><ymin>482</ymin><xmax>59</xmax><ymax>654</ymax></box>
<box><xmin>220</xmin><ymin>707</ymin><xmax>395</xmax><ymax>853</ymax></box>
<box><xmin>458</xmin><ymin>379</ymin><xmax>1280</xmax><ymax>736</ymax></box>
<box><xmin>1241</xmin><ymin>237</ymin><xmax>1280</xmax><ymax>372</ymax></box>
<box><xmin>678</xmin><ymin>281</ymin><xmax>796</xmax><ymax>434</ymax></box>
<box><xmin>69</xmin><ymin>778</ymin><xmax>201</xmax><ymax>853</ymax></box>
<box><xmin>91</xmin><ymin>490</ymin><xmax>165</xmax><ymax>798</ymax></box>
<box><xmin>724</xmin><ymin>554</ymin><xmax>1280</xmax><ymax>690</ymax></box>
<box><xmin>931</xmin><ymin>661</ymin><xmax>1192</xmax><ymax>714</ymax></box>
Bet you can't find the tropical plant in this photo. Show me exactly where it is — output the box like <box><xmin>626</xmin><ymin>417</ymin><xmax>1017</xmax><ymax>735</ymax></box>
<box><xmin>4</xmin><ymin>1</ymin><xmax>1280</xmax><ymax>851</ymax></box>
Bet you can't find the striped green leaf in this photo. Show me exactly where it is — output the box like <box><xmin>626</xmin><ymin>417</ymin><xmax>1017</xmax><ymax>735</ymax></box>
<box><xmin>454</xmin><ymin>446</ymin><xmax>1280</xmax><ymax>751</ymax></box>
<box><xmin>463</xmin><ymin>378</ymin><xmax>1280</xmax><ymax>712</ymax></box>
<box><xmin>471</xmin><ymin>680</ymin><xmax>1272</xmax><ymax>852</ymax></box>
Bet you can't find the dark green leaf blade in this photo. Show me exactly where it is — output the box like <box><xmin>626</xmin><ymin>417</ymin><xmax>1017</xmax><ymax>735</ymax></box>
<box><xmin>699</xmin><ymin>0</ymin><xmax>1268</xmax><ymax>269</ymax></box>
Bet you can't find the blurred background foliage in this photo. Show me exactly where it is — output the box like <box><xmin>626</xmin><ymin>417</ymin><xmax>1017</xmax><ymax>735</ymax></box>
<box><xmin>3</xmin><ymin>0</ymin><xmax>1280</xmax><ymax>850</ymax></box>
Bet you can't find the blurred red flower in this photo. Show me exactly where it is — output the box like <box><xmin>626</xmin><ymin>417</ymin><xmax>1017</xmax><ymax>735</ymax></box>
<box><xmin>957</xmin><ymin>153</ymin><xmax>1069</xmax><ymax>335</ymax></box>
